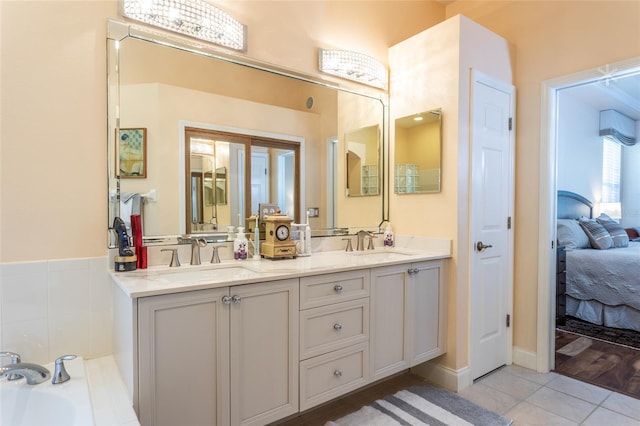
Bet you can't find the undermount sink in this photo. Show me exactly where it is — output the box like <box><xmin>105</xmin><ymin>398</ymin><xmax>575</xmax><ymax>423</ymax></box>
<box><xmin>146</xmin><ymin>263</ymin><xmax>261</xmax><ymax>282</ymax></box>
<box><xmin>350</xmin><ymin>249</ymin><xmax>414</xmax><ymax>259</ymax></box>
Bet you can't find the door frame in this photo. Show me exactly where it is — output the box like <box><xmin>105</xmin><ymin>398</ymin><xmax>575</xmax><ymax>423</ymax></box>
<box><xmin>537</xmin><ymin>56</ymin><xmax>640</xmax><ymax>372</ymax></box>
<box><xmin>469</xmin><ymin>69</ymin><xmax>516</xmax><ymax>380</ymax></box>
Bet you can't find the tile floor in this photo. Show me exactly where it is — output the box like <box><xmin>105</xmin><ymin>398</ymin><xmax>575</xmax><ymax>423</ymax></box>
<box><xmin>461</xmin><ymin>364</ymin><xmax>640</xmax><ymax>425</ymax></box>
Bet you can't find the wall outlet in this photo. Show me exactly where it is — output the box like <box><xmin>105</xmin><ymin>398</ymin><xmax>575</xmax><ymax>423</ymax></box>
<box><xmin>307</xmin><ymin>207</ymin><xmax>319</xmax><ymax>217</ymax></box>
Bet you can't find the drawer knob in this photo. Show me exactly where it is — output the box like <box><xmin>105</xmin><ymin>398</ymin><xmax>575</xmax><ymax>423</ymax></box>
<box><xmin>333</xmin><ymin>323</ymin><xmax>343</xmax><ymax>331</ymax></box>
<box><xmin>231</xmin><ymin>295</ymin><xmax>241</xmax><ymax>304</ymax></box>
<box><xmin>221</xmin><ymin>295</ymin><xmax>232</xmax><ymax>305</ymax></box>
<box><xmin>333</xmin><ymin>370</ymin><xmax>342</xmax><ymax>378</ymax></box>
<box><xmin>333</xmin><ymin>284</ymin><xmax>343</xmax><ymax>293</ymax></box>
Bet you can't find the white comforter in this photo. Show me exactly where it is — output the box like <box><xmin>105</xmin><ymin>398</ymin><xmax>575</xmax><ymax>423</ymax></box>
<box><xmin>566</xmin><ymin>241</ymin><xmax>640</xmax><ymax>311</ymax></box>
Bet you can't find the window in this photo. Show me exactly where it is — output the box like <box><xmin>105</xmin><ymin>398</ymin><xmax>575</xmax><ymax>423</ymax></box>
<box><xmin>602</xmin><ymin>137</ymin><xmax>621</xmax><ymax>203</ymax></box>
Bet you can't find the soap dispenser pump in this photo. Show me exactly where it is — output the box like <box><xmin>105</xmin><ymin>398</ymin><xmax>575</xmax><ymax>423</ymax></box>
<box><xmin>383</xmin><ymin>222</ymin><xmax>394</xmax><ymax>247</ymax></box>
<box><xmin>234</xmin><ymin>227</ymin><xmax>248</xmax><ymax>260</ymax></box>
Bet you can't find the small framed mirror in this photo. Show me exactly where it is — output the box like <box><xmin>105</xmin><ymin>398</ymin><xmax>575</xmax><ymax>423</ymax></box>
<box><xmin>394</xmin><ymin>109</ymin><xmax>442</xmax><ymax>194</ymax></box>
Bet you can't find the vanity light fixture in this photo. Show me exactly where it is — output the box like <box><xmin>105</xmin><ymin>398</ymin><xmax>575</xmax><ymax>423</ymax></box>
<box><xmin>190</xmin><ymin>141</ymin><xmax>214</xmax><ymax>155</ymax></box>
<box><xmin>120</xmin><ymin>0</ymin><xmax>246</xmax><ymax>51</ymax></box>
<box><xmin>318</xmin><ymin>49</ymin><xmax>388</xmax><ymax>90</ymax></box>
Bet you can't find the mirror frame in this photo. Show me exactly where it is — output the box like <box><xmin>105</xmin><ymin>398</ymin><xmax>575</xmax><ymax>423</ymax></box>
<box><xmin>107</xmin><ymin>19</ymin><xmax>388</xmax><ymax>247</ymax></box>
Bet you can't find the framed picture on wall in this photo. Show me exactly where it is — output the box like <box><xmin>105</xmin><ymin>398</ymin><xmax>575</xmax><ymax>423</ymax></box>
<box><xmin>117</xmin><ymin>128</ymin><xmax>147</xmax><ymax>178</ymax></box>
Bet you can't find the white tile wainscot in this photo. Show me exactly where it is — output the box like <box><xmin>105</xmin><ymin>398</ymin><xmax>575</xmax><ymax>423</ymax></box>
<box><xmin>0</xmin><ymin>257</ymin><xmax>113</xmax><ymax>364</ymax></box>
<box><xmin>111</xmin><ymin>237</ymin><xmax>450</xmax><ymax>426</ymax></box>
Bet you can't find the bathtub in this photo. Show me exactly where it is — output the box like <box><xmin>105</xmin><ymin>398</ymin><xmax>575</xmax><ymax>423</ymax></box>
<box><xmin>0</xmin><ymin>355</ymin><xmax>138</xmax><ymax>426</ymax></box>
<box><xmin>0</xmin><ymin>357</ymin><xmax>93</xmax><ymax>425</ymax></box>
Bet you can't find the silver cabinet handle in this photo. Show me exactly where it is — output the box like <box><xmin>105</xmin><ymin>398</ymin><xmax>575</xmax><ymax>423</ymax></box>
<box><xmin>333</xmin><ymin>323</ymin><xmax>342</xmax><ymax>331</ymax></box>
<box><xmin>222</xmin><ymin>295</ymin><xmax>232</xmax><ymax>305</ymax></box>
<box><xmin>475</xmin><ymin>241</ymin><xmax>493</xmax><ymax>252</ymax></box>
<box><xmin>333</xmin><ymin>284</ymin><xmax>343</xmax><ymax>293</ymax></box>
<box><xmin>408</xmin><ymin>267</ymin><xmax>419</xmax><ymax>275</ymax></box>
<box><xmin>231</xmin><ymin>295</ymin><xmax>241</xmax><ymax>304</ymax></box>
<box><xmin>333</xmin><ymin>370</ymin><xmax>342</xmax><ymax>377</ymax></box>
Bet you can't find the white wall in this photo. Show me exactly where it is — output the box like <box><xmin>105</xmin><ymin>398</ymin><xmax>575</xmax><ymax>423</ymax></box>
<box><xmin>557</xmin><ymin>91</ymin><xmax>602</xmax><ymax>204</ymax></box>
<box><xmin>621</xmin><ymin>120</ymin><xmax>640</xmax><ymax>227</ymax></box>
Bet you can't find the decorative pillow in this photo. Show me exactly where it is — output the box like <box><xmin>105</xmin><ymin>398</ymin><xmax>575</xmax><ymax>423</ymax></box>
<box><xmin>596</xmin><ymin>215</ymin><xmax>629</xmax><ymax>248</ymax></box>
<box><xmin>557</xmin><ymin>219</ymin><xmax>590</xmax><ymax>250</ymax></box>
<box><xmin>579</xmin><ymin>218</ymin><xmax>613</xmax><ymax>250</ymax></box>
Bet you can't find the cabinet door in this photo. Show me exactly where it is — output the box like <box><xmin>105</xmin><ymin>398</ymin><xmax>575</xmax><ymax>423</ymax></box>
<box><xmin>229</xmin><ymin>279</ymin><xmax>299</xmax><ymax>426</ymax></box>
<box><xmin>137</xmin><ymin>288</ymin><xmax>230</xmax><ymax>426</ymax></box>
<box><xmin>407</xmin><ymin>260</ymin><xmax>446</xmax><ymax>365</ymax></box>
<box><xmin>370</xmin><ymin>264</ymin><xmax>409</xmax><ymax>381</ymax></box>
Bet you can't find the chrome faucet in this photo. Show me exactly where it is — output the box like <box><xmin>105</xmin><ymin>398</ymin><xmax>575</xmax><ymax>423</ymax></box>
<box><xmin>210</xmin><ymin>245</ymin><xmax>222</xmax><ymax>263</ymax></box>
<box><xmin>179</xmin><ymin>237</ymin><xmax>207</xmax><ymax>265</ymax></box>
<box><xmin>356</xmin><ymin>230</ymin><xmax>373</xmax><ymax>251</ymax></box>
<box><xmin>0</xmin><ymin>351</ymin><xmax>22</xmax><ymax>380</ymax></box>
<box><xmin>0</xmin><ymin>362</ymin><xmax>51</xmax><ymax>385</ymax></box>
<box><xmin>52</xmin><ymin>354</ymin><xmax>76</xmax><ymax>384</ymax></box>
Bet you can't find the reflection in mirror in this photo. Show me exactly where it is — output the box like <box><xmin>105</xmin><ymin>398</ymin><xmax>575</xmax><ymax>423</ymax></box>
<box><xmin>186</xmin><ymin>128</ymin><xmax>245</xmax><ymax>234</ymax></box>
<box><xmin>107</xmin><ymin>20</ymin><xmax>386</xmax><ymax>246</ymax></box>
<box><xmin>345</xmin><ymin>125</ymin><xmax>380</xmax><ymax>196</ymax></box>
<box><xmin>185</xmin><ymin>127</ymin><xmax>300</xmax><ymax>234</ymax></box>
<box><xmin>394</xmin><ymin>109</ymin><xmax>442</xmax><ymax>194</ymax></box>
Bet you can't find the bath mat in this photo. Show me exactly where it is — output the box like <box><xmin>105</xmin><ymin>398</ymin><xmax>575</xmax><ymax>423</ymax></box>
<box><xmin>326</xmin><ymin>383</ymin><xmax>511</xmax><ymax>426</ymax></box>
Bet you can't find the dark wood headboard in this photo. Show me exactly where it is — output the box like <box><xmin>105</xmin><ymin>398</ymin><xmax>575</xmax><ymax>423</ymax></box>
<box><xmin>557</xmin><ymin>190</ymin><xmax>593</xmax><ymax>219</ymax></box>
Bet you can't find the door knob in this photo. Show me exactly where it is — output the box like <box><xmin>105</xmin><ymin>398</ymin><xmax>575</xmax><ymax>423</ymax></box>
<box><xmin>475</xmin><ymin>241</ymin><xmax>493</xmax><ymax>252</ymax></box>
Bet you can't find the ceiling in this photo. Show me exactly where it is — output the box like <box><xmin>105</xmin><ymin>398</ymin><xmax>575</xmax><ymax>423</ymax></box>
<box><xmin>561</xmin><ymin>71</ymin><xmax>640</xmax><ymax>121</ymax></box>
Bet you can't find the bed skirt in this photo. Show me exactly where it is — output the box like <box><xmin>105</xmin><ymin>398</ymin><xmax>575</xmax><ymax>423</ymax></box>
<box><xmin>566</xmin><ymin>295</ymin><xmax>640</xmax><ymax>332</ymax></box>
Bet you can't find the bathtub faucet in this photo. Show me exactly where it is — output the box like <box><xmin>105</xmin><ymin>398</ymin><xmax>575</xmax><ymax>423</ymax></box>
<box><xmin>0</xmin><ymin>351</ymin><xmax>21</xmax><ymax>380</ymax></box>
<box><xmin>0</xmin><ymin>362</ymin><xmax>51</xmax><ymax>385</ymax></box>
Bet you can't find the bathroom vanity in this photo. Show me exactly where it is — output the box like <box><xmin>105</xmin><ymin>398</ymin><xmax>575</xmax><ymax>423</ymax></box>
<box><xmin>111</xmin><ymin>244</ymin><xmax>449</xmax><ymax>426</ymax></box>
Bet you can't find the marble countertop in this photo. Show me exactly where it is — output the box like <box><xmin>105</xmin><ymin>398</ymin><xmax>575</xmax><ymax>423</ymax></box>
<box><xmin>111</xmin><ymin>238</ymin><xmax>451</xmax><ymax>299</ymax></box>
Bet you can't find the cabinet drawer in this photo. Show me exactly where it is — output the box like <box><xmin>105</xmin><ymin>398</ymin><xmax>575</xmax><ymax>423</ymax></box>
<box><xmin>300</xmin><ymin>299</ymin><xmax>369</xmax><ymax>360</ymax></box>
<box><xmin>299</xmin><ymin>343</ymin><xmax>369</xmax><ymax>411</ymax></box>
<box><xmin>300</xmin><ymin>270</ymin><xmax>370</xmax><ymax>309</ymax></box>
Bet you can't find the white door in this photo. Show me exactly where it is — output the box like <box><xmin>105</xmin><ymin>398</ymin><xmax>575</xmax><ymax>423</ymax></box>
<box><xmin>470</xmin><ymin>70</ymin><xmax>515</xmax><ymax>381</ymax></box>
<box><xmin>251</xmin><ymin>152</ymin><xmax>269</xmax><ymax>214</ymax></box>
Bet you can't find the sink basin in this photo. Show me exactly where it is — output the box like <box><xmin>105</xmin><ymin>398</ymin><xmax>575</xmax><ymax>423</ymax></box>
<box><xmin>146</xmin><ymin>263</ymin><xmax>261</xmax><ymax>283</ymax></box>
<box><xmin>350</xmin><ymin>249</ymin><xmax>414</xmax><ymax>261</ymax></box>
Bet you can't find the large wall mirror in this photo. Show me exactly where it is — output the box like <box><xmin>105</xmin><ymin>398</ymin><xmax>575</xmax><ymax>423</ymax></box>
<box><xmin>107</xmin><ymin>20</ymin><xmax>386</xmax><ymax>247</ymax></box>
<box><xmin>394</xmin><ymin>109</ymin><xmax>442</xmax><ymax>194</ymax></box>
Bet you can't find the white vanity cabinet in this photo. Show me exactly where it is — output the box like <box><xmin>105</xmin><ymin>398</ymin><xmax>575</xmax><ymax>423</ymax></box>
<box><xmin>113</xmin><ymin>249</ymin><xmax>449</xmax><ymax>425</ymax></box>
<box><xmin>298</xmin><ymin>270</ymin><xmax>370</xmax><ymax>411</ymax></box>
<box><xmin>370</xmin><ymin>260</ymin><xmax>446</xmax><ymax>381</ymax></box>
<box><xmin>136</xmin><ymin>279</ymin><xmax>299</xmax><ymax>426</ymax></box>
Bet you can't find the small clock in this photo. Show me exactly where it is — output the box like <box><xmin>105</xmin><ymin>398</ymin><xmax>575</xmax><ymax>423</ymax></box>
<box><xmin>275</xmin><ymin>224</ymin><xmax>290</xmax><ymax>241</ymax></box>
<box><xmin>261</xmin><ymin>211</ymin><xmax>296</xmax><ymax>259</ymax></box>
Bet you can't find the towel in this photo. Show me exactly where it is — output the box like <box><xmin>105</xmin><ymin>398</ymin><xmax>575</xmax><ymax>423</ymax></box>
<box><xmin>120</xmin><ymin>193</ymin><xmax>142</xmax><ymax>233</ymax></box>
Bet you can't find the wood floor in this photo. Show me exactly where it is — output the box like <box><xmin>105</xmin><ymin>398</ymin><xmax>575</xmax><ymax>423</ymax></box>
<box><xmin>271</xmin><ymin>372</ymin><xmax>426</xmax><ymax>426</ymax></box>
<box><xmin>555</xmin><ymin>329</ymin><xmax>640</xmax><ymax>399</ymax></box>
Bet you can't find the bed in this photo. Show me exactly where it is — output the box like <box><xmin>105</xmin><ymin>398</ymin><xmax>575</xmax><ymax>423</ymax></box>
<box><xmin>557</xmin><ymin>190</ymin><xmax>640</xmax><ymax>332</ymax></box>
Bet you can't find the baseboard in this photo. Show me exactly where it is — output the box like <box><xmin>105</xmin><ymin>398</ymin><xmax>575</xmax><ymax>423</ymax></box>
<box><xmin>512</xmin><ymin>346</ymin><xmax>538</xmax><ymax>371</ymax></box>
<box><xmin>410</xmin><ymin>361</ymin><xmax>472</xmax><ymax>392</ymax></box>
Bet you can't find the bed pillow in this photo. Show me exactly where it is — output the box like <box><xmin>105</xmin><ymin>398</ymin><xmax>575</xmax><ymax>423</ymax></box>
<box><xmin>579</xmin><ymin>218</ymin><xmax>613</xmax><ymax>250</ymax></box>
<box><xmin>596</xmin><ymin>215</ymin><xmax>629</xmax><ymax>248</ymax></box>
<box><xmin>557</xmin><ymin>219</ymin><xmax>590</xmax><ymax>250</ymax></box>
